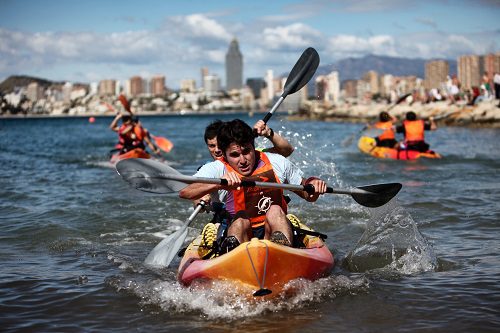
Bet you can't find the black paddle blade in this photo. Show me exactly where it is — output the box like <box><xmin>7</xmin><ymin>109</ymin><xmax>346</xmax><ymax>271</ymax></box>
<box><xmin>352</xmin><ymin>183</ymin><xmax>402</xmax><ymax>208</ymax></box>
<box><xmin>253</xmin><ymin>288</ymin><xmax>272</xmax><ymax>297</ymax></box>
<box><xmin>282</xmin><ymin>47</ymin><xmax>320</xmax><ymax>97</ymax></box>
<box><xmin>115</xmin><ymin>159</ymin><xmax>187</xmax><ymax>194</ymax></box>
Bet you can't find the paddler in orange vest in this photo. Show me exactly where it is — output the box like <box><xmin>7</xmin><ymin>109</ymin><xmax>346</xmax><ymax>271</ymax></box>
<box><xmin>180</xmin><ymin>119</ymin><xmax>327</xmax><ymax>252</ymax></box>
<box><xmin>109</xmin><ymin>113</ymin><xmax>160</xmax><ymax>155</ymax></box>
<box><xmin>396</xmin><ymin>111</ymin><xmax>437</xmax><ymax>152</ymax></box>
<box><xmin>368</xmin><ymin>111</ymin><xmax>398</xmax><ymax>148</ymax></box>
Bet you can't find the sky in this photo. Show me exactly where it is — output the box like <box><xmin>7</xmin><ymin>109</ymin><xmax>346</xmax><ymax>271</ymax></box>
<box><xmin>1</xmin><ymin>0</ymin><xmax>499</xmax><ymax>88</ymax></box>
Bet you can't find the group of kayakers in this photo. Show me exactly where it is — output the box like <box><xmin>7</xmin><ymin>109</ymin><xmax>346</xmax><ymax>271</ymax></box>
<box><xmin>368</xmin><ymin>111</ymin><xmax>437</xmax><ymax>152</ymax></box>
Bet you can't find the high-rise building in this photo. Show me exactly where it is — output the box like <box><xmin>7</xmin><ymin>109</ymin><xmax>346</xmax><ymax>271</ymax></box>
<box><xmin>200</xmin><ymin>67</ymin><xmax>209</xmax><ymax>88</ymax></box>
<box><xmin>265</xmin><ymin>70</ymin><xmax>274</xmax><ymax>101</ymax></box>
<box><xmin>425</xmin><ymin>60</ymin><xmax>449</xmax><ymax>90</ymax></box>
<box><xmin>204</xmin><ymin>74</ymin><xmax>221</xmax><ymax>96</ymax></box>
<box><xmin>225</xmin><ymin>38</ymin><xmax>243</xmax><ymax>90</ymax></box>
<box><xmin>98</xmin><ymin>79</ymin><xmax>116</xmax><ymax>96</ymax></box>
<box><xmin>326</xmin><ymin>71</ymin><xmax>340</xmax><ymax>102</ymax></box>
<box><xmin>26</xmin><ymin>82</ymin><xmax>44</xmax><ymax>101</ymax></box>
<box><xmin>129</xmin><ymin>76</ymin><xmax>144</xmax><ymax>97</ymax></box>
<box><xmin>180</xmin><ymin>79</ymin><xmax>196</xmax><ymax>92</ymax></box>
<box><xmin>150</xmin><ymin>75</ymin><xmax>166</xmax><ymax>96</ymax></box>
<box><xmin>342</xmin><ymin>80</ymin><xmax>358</xmax><ymax>98</ymax></box>
<box><xmin>362</xmin><ymin>70</ymin><xmax>380</xmax><ymax>95</ymax></box>
<box><xmin>458</xmin><ymin>55</ymin><xmax>481</xmax><ymax>90</ymax></box>
<box><xmin>482</xmin><ymin>53</ymin><xmax>500</xmax><ymax>81</ymax></box>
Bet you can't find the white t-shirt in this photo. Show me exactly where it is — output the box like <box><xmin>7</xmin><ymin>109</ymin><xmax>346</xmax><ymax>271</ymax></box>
<box><xmin>194</xmin><ymin>152</ymin><xmax>304</xmax><ymax>207</ymax></box>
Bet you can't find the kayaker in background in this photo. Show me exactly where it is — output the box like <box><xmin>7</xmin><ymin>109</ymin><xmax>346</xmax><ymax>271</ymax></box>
<box><xmin>367</xmin><ymin>111</ymin><xmax>398</xmax><ymax>148</ymax></box>
<box><xmin>396</xmin><ymin>111</ymin><xmax>437</xmax><ymax>152</ymax></box>
<box><xmin>109</xmin><ymin>113</ymin><xmax>160</xmax><ymax>155</ymax></box>
<box><xmin>180</xmin><ymin>119</ymin><xmax>327</xmax><ymax>253</ymax></box>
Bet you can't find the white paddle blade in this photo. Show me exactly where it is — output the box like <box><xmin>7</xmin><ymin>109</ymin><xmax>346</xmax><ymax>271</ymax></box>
<box><xmin>116</xmin><ymin>159</ymin><xmax>187</xmax><ymax>193</ymax></box>
<box><xmin>144</xmin><ymin>225</ymin><xmax>188</xmax><ymax>267</ymax></box>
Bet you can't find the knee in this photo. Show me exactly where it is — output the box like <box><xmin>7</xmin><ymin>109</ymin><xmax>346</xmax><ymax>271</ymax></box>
<box><xmin>230</xmin><ymin>217</ymin><xmax>251</xmax><ymax>230</ymax></box>
<box><xmin>266</xmin><ymin>205</ymin><xmax>285</xmax><ymax>225</ymax></box>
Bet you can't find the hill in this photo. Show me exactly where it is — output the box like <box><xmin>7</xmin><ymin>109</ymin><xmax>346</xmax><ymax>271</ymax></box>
<box><xmin>318</xmin><ymin>54</ymin><xmax>458</xmax><ymax>82</ymax></box>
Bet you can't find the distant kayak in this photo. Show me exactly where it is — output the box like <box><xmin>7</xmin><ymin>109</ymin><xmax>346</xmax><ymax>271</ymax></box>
<box><xmin>358</xmin><ymin>136</ymin><xmax>441</xmax><ymax>160</ymax></box>
<box><xmin>109</xmin><ymin>148</ymin><xmax>150</xmax><ymax>165</ymax></box>
<box><xmin>177</xmin><ymin>215</ymin><xmax>334</xmax><ymax>297</ymax></box>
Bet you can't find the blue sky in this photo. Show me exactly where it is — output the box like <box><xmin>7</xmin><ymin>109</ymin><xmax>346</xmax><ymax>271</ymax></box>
<box><xmin>1</xmin><ymin>0</ymin><xmax>499</xmax><ymax>88</ymax></box>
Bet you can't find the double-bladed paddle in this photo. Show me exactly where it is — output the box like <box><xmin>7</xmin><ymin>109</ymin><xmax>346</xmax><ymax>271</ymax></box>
<box><xmin>116</xmin><ymin>159</ymin><xmax>402</xmax><ymax>208</ymax></box>
<box><xmin>261</xmin><ymin>47</ymin><xmax>320</xmax><ymax>125</ymax></box>
<box><xmin>115</xmin><ymin>159</ymin><xmax>401</xmax><ymax>267</ymax></box>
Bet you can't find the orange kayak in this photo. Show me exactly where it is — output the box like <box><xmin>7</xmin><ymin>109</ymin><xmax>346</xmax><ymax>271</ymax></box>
<box><xmin>358</xmin><ymin>136</ymin><xmax>441</xmax><ymax>160</ymax></box>
<box><xmin>177</xmin><ymin>217</ymin><xmax>334</xmax><ymax>296</ymax></box>
<box><xmin>109</xmin><ymin>148</ymin><xmax>150</xmax><ymax>165</ymax></box>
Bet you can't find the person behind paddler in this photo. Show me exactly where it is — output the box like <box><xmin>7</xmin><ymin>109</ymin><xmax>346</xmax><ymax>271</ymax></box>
<box><xmin>396</xmin><ymin>111</ymin><xmax>437</xmax><ymax>152</ymax></box>
<box><xmin>109</xmin><ymin>113</ymin><xmax>160</xmax><ymax>155</ymax></box>
<box><xmin>368</xmin><ymin>111</ymin><xmax>398</xmax><ymax>148</ymax></box>
<box><xmin>179</xmin><ymin>119</ymin><xmax>327</xmax><ymax>253</ymax></box>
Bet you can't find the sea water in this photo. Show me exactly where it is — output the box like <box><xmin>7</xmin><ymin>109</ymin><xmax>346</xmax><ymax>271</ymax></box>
<box><xmin>1</xmin><ymin>114</ymin><xmax>499</xmax><ymax>332</ymax></box>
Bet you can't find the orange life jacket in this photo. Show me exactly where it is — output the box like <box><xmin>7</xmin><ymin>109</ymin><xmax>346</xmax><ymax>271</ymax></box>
<box><xmin>374</xmin><ymin>121</ymin><xmax>395</xmax><ymax>140</ymax></box>
<box><xmin>118</xmin><ymin>123</ymin><xmax>146</xmax><ymax>149</ymax></box>
<box><xmin>221</xmin><ymin>152</ymin><xmax>287</xmax><ymax>228</ymax></box>
<box><xmin>403</xmin><ymin>120</ymin><xmax>425</xmax><ymax>142</ymax></box>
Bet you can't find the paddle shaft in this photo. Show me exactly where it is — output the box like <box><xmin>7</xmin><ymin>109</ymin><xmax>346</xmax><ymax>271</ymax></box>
<box><xmin>162</xmin><ymin>173</ymin><xmax>374</xmax><ymax>196</ymax></box>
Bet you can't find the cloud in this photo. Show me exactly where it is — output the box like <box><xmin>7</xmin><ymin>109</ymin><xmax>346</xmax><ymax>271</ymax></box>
<box><xmin>260</xmin><ymin>23</ymin><xmax>323</xmax><ymax>50</ymax></box>
<box><xmin>415</xmin><ymin>17</ymin><xmax>438</xmax><ymax>30</ymax></box>
<box><xmin>327</xmin><ymin>34</ymin><xmax>397</xmax><ymax>57</ymax></box>
<box><xmin>168</xmin><ymin>14</ymin><xmax>232</xmax><ymax>42</ymax></box>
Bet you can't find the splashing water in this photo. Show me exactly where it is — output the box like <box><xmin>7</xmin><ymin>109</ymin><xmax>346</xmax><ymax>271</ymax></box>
<box><xmin>105</xmin><ymin>271</ymin><xmax>369</xmax><ymax>320</ymax></box>
<box><xmin>344</xmin><ymin>200</ymin><xmax>437</xmax><ymax>275</ymax></box>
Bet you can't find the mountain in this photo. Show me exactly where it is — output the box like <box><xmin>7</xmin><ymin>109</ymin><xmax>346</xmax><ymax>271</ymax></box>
<box><xmin>316</xmin><ymin>54</ymin><xmax>458</xmax><ymax>82</ymax></box>
<box><xmin>0</xmin><ymin>75</ymin><xmax>89</xmax><ymax>94</ymax></box>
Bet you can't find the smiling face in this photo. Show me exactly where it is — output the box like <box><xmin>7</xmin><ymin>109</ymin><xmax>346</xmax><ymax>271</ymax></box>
<box><xmin>224</xmin><ymin>142</ymin><xmax>256</xmax><ymax>176</ymax></box>
<box><xmin>206</xmin><ymin>137</ymin><xmax>223</xmax><ymax>160</ymax></box>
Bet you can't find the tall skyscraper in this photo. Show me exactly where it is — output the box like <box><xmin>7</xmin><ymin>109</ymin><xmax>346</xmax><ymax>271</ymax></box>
<box><xmin>225</xmin><ymin>38</ymin><xmax>243</xmax><ymax>90</ymax></box>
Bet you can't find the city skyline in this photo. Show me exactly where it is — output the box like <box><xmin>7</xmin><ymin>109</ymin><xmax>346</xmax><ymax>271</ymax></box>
<box><xmin>1</xmin><ymin>0</ymin><xmax>499</xmax><ymax>88</ymax></box>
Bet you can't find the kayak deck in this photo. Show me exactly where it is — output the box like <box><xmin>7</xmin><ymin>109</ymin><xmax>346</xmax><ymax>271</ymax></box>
<box><xmin>178</xmin><ymin>221</ymin><xmax>334</xmax><ymax>296</ymax></box>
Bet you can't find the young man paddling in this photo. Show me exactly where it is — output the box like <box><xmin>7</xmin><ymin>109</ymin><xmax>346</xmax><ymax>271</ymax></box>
<box><xmin>396</xmin><ymin>111</ymin><xmax>437</xmax><ymax>152</ymax></box>
<box><xmin>179</xmin><ymin>119</ymin><xmax>327</xmax><ymax>251</ymax></box>
<box><xmin>109</xmin><ymin>113</ymin><xmax>160</xmax><ymax>155</ymax></box>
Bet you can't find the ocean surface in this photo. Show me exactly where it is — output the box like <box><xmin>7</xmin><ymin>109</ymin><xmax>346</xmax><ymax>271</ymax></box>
<box><xmin>1</xmin><ymin>113</ymin><xmax>499</xmax><ymax>332</ymax></box>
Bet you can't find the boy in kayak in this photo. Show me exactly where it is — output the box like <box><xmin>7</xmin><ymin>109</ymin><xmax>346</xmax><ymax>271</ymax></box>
<box><xmin>109</xmin><ymin>113</ymin><xmax>160</xmax><ymax>155</ymax></box>
<box><xmin>368</xmin><ymin>111</ymin><xmax>398</xmax><ymax>148</ymax></box>
<box><xmin>180</xmin><ymin>119</ymin><xmax>326</xmax><ymax>252</ymax></box>
<box><xmin>396</xmin><ymin>111</ymin><xmax>437</xmax><ymax>152</ymax></box>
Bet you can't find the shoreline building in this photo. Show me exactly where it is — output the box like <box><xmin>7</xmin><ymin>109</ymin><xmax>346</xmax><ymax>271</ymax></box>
<box><xmin>225</xmin><ymin>38</ymin><xmax>243</xmax><ymax>91</ymax></box>
<box><xmin>425</xmin><ymin>60</ymin><xmax>449</xmax><ymax>90</ymax></box>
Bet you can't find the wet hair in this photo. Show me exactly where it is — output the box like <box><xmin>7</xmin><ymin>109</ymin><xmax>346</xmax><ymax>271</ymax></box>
<box><xmin>204</xmin><ymin>120</ymin><xmax>224</xmax><ymax>143</ymax></box>
<box><xmin>122</xmin><ymin>115</ymin><xmax>132</xmax><ymax>122</ymax></box>
<box><xmin>217</xmin><ymin>119</ymin><xmax>254</xmax><ymax>154</ymax></box>
<box><xmin>406</xmin><ymin>111</ymin><xmax>417</xmax><ymax>121</ymax></box>
<box><xmin>379</xmin><ymin>111</ymin><xmax>391</xmax><ymax>122</ymax></box>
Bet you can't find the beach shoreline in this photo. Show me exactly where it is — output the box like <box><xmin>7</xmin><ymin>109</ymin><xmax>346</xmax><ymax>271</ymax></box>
<box><xmin>1</xmin><ymin>100</ymin><xmax>499</xmax><ymax>128</ymax></box>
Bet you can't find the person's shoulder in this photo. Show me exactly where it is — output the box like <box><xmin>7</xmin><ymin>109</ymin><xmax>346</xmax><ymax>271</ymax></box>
<box><xmin>262</xmin><ymin>152</ymin><xmax>287</xmax><ymax>162</ymax></box>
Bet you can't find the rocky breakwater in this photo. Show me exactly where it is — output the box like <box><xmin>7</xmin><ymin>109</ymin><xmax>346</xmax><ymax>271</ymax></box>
<box><xmin>293</xmin><ymin>100</ymin><xmax>500</xmax><ymax>128</ymax></box>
